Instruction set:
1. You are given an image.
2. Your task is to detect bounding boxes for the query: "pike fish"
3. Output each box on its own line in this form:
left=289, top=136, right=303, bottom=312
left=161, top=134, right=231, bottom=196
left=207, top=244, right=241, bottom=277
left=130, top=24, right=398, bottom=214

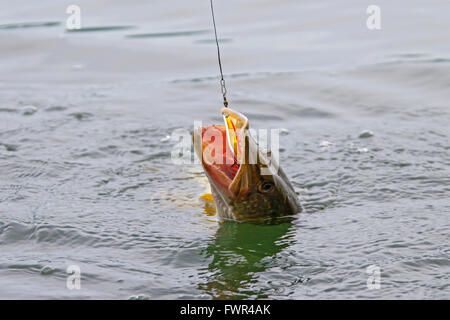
left=193, top=108, right=302, bottom=222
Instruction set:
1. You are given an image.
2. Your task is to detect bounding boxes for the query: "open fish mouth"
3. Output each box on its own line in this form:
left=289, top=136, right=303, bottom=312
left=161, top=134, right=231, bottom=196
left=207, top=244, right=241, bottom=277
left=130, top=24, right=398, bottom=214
left=193, top=108, right=253, bottom=201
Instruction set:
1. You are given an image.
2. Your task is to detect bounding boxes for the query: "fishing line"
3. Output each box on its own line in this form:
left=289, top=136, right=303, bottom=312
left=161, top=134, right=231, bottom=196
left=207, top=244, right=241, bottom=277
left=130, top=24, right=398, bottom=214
left=210, top=0, right=240, bottom=165
left=209, top=0, right=229, bottom=108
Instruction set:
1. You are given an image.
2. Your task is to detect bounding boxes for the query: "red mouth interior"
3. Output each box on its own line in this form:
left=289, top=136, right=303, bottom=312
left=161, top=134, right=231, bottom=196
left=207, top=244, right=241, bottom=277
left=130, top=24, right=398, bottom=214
left=201, top=126, right=240, bottom=191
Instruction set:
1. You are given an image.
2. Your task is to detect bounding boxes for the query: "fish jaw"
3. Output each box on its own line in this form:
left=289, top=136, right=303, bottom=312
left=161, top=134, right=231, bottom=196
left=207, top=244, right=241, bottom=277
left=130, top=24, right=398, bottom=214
left=193, top=125, right=236, bottom=219
left=193, top=125, right=238, bottom=198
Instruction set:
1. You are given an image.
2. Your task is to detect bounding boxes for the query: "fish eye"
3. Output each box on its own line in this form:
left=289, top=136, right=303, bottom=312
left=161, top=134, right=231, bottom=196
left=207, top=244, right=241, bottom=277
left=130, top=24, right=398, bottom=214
left=258, top=180, right=275, bottom=193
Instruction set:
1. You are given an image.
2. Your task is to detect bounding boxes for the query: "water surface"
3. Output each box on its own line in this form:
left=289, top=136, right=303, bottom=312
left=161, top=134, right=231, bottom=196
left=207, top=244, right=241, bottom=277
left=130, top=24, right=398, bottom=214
left=0, top=0, right=449, bottom=299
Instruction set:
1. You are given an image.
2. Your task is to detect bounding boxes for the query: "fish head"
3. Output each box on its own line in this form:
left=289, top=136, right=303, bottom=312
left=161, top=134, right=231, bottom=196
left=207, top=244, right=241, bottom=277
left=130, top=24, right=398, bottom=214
left=193, top=108, right=301, bottom=222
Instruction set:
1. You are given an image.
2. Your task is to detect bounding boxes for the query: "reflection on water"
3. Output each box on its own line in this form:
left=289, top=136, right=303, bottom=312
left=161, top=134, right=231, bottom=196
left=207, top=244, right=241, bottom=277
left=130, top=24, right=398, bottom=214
left=126, top=30, right=209, bottom=39
left=200, top=221, right=295, bottom=299
left=0, top=21, right=61, bottom=30
left=66, top=26, right=135, bottom=33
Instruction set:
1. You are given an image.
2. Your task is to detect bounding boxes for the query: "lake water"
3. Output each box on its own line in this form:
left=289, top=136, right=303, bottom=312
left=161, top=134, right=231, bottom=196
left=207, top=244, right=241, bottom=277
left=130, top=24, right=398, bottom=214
left=0, top=0, right=449, bottom=299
